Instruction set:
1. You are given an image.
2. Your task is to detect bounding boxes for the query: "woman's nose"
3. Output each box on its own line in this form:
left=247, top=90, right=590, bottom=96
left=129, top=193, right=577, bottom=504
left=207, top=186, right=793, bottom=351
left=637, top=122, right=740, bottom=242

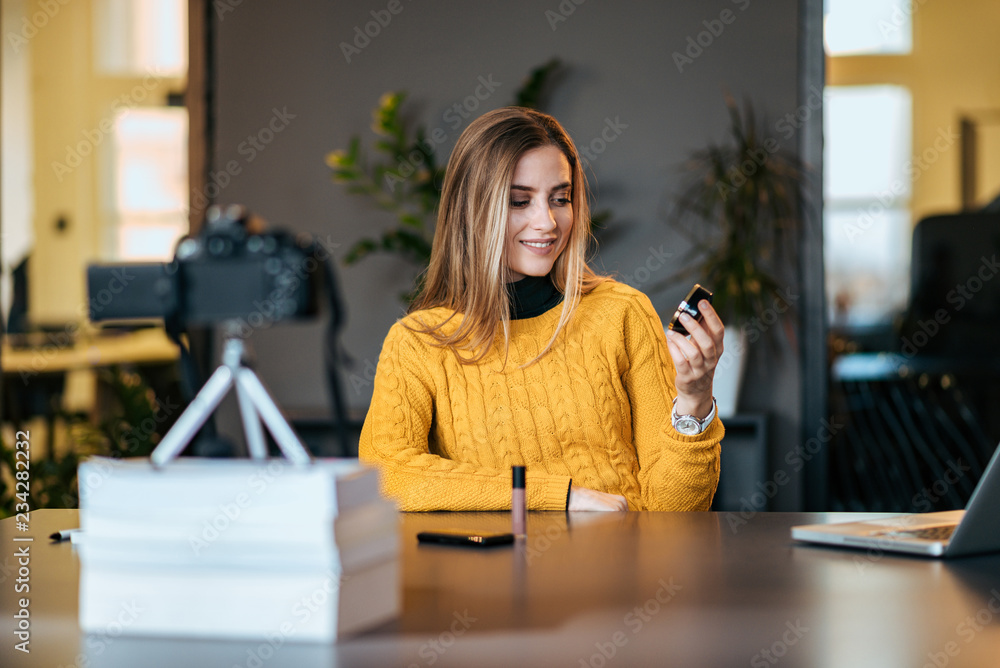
left=528, top=202, right=557, bottom=230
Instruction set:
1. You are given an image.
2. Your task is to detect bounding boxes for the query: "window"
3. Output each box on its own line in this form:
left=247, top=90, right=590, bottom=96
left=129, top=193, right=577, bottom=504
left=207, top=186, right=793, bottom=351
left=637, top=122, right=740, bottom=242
left=823, top=85, right=913, bottom=325
left=94, top=0, right=189, bottom=261
left=112, top=109, right=189, bottom=261
left=824, top=0, right=912, bottom=56
left=94, top=0, right=187, bottom=76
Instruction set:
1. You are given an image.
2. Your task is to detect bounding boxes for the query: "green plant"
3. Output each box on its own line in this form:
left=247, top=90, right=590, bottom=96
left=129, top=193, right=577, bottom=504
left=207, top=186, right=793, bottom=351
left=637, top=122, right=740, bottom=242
left=653, top=96, right=807, bottom=331
left=0, top=433, right=92, bottom=517
left=326, top=59, right=567, bottom=303
left=72, top=367, right=174, bottom=459
left=0, top=366, right=173, bottom=517
left=326, top=91, right=441, bottom=272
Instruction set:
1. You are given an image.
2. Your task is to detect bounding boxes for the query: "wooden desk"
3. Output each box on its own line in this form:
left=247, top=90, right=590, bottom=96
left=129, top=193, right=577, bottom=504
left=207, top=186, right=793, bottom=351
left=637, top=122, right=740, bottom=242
left=2, top=329, right=179, bottom=435
left=2, top=328, right=178, bottom=375
left=4, top=509, right=1000, bottom=667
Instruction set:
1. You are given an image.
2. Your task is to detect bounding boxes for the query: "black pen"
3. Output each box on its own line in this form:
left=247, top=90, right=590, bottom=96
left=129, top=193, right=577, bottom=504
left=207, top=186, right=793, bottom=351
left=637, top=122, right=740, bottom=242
left=49, top=529, right=81, bottom=542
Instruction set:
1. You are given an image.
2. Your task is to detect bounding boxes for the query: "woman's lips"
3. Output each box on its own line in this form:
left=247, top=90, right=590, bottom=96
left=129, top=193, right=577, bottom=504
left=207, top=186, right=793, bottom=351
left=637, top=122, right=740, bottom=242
left=520, top=239, right=556, bottom=254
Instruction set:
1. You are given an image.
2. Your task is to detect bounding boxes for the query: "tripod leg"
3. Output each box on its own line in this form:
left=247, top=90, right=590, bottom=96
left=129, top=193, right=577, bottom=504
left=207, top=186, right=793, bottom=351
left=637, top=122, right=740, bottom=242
left=236, top=375, right=268, bottom=460
left=151, top=366, right=235, bottom=467
left=236, top=368, right=312, bottom=466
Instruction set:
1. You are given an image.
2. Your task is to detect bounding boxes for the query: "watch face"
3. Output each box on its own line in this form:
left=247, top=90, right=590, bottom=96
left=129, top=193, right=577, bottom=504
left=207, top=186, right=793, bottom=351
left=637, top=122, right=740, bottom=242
left=675, top=417, right=702, bottom=435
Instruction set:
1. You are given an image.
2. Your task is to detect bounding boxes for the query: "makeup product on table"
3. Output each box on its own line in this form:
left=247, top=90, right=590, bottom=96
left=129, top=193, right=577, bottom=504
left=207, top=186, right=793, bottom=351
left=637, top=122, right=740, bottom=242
left=512, top=465, right=526, bottom=536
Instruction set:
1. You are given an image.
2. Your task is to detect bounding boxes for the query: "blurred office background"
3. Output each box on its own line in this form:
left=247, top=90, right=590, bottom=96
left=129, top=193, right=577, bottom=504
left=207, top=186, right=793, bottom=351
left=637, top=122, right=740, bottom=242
left=1, top=0, right=998, bottom=513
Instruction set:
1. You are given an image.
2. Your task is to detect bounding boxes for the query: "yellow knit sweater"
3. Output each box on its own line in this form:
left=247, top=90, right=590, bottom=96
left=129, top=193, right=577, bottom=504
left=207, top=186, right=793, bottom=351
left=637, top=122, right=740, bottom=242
left=359, top=281, right=722, bottom=511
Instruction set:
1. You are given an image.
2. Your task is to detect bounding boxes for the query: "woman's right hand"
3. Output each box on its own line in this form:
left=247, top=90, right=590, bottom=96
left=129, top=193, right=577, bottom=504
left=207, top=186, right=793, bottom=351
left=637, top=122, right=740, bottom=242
left=568, top=486, right=628, bottom=511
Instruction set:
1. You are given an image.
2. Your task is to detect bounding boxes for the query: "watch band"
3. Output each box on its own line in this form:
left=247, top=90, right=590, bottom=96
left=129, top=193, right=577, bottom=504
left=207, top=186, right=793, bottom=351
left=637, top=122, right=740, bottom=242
left=671, top=397, right=717, bottom=435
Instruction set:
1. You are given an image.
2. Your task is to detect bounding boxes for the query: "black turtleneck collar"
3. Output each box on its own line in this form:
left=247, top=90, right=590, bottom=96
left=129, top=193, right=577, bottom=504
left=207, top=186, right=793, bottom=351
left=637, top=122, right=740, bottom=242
left=507, top=275, right=563, bottom=320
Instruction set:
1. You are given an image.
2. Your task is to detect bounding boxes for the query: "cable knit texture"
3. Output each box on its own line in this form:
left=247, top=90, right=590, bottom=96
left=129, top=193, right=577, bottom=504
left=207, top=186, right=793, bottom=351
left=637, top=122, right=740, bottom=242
left=359, top=281, right=722, bottom=511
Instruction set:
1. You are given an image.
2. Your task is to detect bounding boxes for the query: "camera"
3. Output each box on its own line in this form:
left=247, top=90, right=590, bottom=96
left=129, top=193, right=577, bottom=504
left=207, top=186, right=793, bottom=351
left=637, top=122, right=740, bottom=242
left=87, top=205, right=321, bottom=328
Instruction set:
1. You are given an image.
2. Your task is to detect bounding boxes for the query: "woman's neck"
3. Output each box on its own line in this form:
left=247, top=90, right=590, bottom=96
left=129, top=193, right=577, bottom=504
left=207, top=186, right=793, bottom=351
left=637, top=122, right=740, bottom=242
left=507, top=274, right=563, bottom=320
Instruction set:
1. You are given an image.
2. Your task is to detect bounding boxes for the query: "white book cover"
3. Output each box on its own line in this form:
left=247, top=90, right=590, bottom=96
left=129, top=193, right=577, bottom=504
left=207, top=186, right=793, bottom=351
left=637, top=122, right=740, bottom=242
left=75, top=506, right=400, bottom=574
left=80, top=497, right=400, bottom=553
left=78, top=456, right=384, bottom=519
left=79, top=558, right=400, bottom=642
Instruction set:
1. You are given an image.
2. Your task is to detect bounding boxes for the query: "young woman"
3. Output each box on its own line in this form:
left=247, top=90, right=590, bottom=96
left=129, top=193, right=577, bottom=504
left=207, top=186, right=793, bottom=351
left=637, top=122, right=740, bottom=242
left=359, top=107, right=724, bottom=511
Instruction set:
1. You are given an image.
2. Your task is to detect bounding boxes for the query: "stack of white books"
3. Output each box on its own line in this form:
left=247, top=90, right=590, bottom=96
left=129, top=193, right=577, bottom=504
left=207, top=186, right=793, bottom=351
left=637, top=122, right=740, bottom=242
left=75, top=456, right=399, bottom=642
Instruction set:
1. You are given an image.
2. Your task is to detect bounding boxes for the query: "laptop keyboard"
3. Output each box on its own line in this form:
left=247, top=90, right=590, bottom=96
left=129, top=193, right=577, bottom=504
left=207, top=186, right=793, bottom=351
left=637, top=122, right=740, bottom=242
left=891, top=525, right=956, bottom=541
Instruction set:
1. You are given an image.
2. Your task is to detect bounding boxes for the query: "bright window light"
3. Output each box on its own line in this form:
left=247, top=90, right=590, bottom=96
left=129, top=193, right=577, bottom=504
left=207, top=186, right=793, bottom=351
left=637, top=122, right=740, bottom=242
left=824, top=208, right=912, bottom=324
left=112, top=108, right=188, bottom=261
left=119, top=223, right=187, bottom=261
left=94, top=0, right=187, bottom=76
left=824, top=85, right=913, bottom=326
left=824, top=86, right=912, bottom=200
left=824, top=0, right=912, bottom=56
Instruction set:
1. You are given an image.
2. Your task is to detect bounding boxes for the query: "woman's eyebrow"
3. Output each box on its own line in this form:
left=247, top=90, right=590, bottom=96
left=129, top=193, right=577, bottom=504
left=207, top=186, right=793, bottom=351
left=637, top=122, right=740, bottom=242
left=510, top=182, right=572, bottom=192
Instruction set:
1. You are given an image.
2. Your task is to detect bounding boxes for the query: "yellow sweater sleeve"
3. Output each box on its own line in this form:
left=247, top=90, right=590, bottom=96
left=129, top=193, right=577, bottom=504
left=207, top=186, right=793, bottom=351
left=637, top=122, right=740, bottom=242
left=623, top=292, right=722, bottom=511
left=358, top=322, right=572, bottom=511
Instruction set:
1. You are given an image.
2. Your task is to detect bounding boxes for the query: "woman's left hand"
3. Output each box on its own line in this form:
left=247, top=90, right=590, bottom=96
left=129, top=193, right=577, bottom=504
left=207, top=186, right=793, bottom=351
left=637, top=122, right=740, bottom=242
left=665, top=299, right=725, bottom=419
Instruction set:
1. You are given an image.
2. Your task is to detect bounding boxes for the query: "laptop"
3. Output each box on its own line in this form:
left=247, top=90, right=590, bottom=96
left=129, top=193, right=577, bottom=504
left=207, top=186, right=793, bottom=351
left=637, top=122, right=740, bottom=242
left=792, top=442, right=1000, bottom=558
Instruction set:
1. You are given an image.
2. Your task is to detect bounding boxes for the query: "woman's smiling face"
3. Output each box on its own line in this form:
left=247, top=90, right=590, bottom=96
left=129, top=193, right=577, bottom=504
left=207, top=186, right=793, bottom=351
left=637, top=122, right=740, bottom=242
left=505, top=145, right=574, bottom=282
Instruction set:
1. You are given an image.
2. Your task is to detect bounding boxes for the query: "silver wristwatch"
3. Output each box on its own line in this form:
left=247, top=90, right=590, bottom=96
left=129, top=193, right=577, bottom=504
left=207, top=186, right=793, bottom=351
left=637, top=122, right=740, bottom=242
left=671, top=397, right=717, bottom=436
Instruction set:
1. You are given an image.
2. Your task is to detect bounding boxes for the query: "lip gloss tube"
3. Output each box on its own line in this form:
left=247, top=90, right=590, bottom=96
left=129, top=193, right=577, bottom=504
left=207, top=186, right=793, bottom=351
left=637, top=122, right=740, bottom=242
left=512, top=466, right=526, bottom=536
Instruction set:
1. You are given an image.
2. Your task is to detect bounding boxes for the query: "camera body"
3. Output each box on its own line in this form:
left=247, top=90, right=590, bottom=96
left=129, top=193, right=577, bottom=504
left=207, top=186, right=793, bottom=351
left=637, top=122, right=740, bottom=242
left=88, top=206, right=321, bottom=327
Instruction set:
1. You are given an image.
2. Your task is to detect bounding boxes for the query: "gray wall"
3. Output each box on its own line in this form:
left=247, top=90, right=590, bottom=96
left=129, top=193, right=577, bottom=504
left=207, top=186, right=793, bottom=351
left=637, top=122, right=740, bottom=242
left=212, top=0, right=816, bottom=509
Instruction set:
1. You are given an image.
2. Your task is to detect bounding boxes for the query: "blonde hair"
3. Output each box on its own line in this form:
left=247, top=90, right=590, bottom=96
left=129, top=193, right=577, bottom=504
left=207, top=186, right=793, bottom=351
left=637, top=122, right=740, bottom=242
left=407, top=107, right=607, bottom=364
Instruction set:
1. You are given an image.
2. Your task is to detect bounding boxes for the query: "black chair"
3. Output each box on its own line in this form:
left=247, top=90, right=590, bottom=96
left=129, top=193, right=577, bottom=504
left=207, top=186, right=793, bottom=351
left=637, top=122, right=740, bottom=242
left=828, top=210, right=1000, bottom=512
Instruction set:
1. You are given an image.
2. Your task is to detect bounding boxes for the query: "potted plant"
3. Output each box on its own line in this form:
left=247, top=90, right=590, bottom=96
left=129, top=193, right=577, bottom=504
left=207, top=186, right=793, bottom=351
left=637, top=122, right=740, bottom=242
left=653, top=95, right=808, bottom=416
left=325, top=60, right=563, bottom=304
left=325, top=59, right=615, bottom=305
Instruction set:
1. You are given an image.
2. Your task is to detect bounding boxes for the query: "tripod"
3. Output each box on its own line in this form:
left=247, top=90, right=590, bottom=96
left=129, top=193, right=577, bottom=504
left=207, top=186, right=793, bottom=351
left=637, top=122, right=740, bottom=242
left=150, top=330, right=312, bottom=467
